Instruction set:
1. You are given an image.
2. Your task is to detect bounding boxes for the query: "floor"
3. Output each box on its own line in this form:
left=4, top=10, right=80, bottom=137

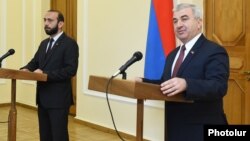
left=0, top=105, right=134, bottom=141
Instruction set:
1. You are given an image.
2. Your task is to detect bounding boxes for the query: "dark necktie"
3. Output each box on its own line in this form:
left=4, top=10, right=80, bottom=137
left=172, top=45, right=186, bottom=77
left=46, top=38, right=54, bottom=54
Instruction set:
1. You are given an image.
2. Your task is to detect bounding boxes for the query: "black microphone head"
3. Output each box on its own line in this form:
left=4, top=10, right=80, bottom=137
left=8, top=49, right=15, bottom=55
left=113, top=51, right=143, bottom=77
left=133, top=51, right=143, bottom=61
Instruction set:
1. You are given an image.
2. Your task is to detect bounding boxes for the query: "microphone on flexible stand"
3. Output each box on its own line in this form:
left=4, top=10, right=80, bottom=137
left=106, top=51, right=143, bottom=141
left=0, top=49, right=15, bottom=68
left=112, top=51, right=143, bottom=79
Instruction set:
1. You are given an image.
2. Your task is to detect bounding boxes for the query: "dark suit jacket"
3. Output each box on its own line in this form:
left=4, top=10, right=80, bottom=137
left=144, top=34, right=229, bottom=141
left=22, top=33, right=79, bottom=109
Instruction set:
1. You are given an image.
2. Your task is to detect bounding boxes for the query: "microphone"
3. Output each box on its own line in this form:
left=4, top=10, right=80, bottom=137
left=112, top=51, right=143, bottom=77
left=0, top=49, right=15, bottom=67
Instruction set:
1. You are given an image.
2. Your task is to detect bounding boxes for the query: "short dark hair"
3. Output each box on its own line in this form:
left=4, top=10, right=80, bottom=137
left=47, top=9, right=64, bottom=22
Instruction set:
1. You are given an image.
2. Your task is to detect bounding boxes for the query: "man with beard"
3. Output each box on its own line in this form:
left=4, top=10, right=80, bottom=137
left=20, top=10, right=79, bottom=141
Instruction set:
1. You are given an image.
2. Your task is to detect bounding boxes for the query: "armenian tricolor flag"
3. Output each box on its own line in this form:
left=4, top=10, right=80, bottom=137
left=144, top=0, right=176, bottom=79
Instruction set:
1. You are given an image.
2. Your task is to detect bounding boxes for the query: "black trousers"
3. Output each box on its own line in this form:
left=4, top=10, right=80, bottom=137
left=38, top=105, right=69, bottom=141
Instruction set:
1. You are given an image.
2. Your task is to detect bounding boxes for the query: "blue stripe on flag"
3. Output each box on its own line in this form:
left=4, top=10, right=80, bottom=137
left=144, top=3, right=166, bottom=79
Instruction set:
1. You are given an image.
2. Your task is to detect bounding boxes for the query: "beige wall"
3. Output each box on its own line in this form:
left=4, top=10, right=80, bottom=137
left=0, top=0, right=50, bottom=104
left=0, top=0, right=203, bottom=140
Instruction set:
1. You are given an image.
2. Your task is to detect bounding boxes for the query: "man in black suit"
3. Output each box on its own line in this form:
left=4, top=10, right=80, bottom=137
left=136, top=3, right=229, bottom=141
left=21, top=10, right=79, bottom=141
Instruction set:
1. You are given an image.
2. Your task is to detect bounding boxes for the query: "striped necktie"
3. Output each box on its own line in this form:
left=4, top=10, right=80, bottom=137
left=172, top=45, right=186, bottom=77
left=46, top=38, right=54, bottom=53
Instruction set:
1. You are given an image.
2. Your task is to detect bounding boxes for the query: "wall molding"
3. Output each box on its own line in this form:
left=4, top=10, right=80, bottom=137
left=0, top=0, right=7, bottom=84
left=21, top=0, right=36, bottom=85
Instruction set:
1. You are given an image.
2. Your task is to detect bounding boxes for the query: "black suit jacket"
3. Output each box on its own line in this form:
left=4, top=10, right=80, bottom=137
left=22, top=33, right=79, bottom=108
left=144, top=34, right=229, bottom=141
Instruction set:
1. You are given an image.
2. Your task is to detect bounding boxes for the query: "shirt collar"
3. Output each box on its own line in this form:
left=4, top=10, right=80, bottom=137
left=50, top=31, right=63, bottom=42
left=180, top=33, right=202, bottom=52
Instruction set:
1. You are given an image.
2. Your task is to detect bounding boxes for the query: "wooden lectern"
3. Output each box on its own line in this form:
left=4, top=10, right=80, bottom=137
left=0, top=68, right=47, bottom=141
left=88, top=75, right=191, bottom=141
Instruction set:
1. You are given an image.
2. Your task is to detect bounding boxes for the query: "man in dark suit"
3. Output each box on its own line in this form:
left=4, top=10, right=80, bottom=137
left=136, top=3, right=229, bottom=141
left=21, top=10, right=79, bottom=141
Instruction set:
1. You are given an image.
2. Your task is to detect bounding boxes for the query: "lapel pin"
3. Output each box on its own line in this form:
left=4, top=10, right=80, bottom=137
left=191, top=51, right=195, bottom=54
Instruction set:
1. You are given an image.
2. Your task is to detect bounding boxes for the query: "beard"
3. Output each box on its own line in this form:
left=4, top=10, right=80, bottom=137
left=44, top=25, right=59, bottom=35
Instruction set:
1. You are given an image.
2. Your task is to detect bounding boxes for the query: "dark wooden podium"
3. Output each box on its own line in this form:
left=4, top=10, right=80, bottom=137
left=0, top=68, right=47, bottom=141
left=88, top=75, right=191, bottom=141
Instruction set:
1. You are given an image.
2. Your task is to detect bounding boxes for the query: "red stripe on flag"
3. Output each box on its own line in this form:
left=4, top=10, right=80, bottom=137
left=153, top=0, right=176, bottom=55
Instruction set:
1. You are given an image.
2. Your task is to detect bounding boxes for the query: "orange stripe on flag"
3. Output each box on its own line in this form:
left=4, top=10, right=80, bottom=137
left=153, top=0, right=176, bottom=55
